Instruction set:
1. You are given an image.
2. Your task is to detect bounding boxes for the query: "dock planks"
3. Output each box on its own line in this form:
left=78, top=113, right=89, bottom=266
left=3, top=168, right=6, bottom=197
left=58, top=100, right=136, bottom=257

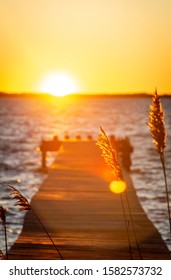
left=9, top=141, right=171, bottom=259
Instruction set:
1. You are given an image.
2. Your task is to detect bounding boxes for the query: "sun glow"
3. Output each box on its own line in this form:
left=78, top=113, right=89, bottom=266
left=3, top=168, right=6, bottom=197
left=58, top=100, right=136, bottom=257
left=39, top=73, right=78, bottom=96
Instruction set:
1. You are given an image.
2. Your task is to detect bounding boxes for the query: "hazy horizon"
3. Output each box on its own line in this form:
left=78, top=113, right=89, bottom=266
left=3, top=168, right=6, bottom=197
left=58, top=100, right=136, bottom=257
left=1, top=91, right=171, bottom=97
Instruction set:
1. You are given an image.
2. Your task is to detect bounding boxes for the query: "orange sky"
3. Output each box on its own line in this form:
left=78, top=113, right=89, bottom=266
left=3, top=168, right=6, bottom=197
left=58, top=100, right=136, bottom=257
left=0, top=0, right=171, bottom=94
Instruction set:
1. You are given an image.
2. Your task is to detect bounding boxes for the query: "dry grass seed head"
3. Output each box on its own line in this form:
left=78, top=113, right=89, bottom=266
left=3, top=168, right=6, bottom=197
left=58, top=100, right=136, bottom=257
left=5, top=183, right=31, bottom=212
left=148, top=89, right=166, bottom=154
left=96, top=127, right=123, bottom=181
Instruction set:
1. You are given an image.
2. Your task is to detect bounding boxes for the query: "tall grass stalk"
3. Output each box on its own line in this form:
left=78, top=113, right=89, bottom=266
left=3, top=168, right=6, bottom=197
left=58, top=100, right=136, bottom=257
left=124, top=191, right=142, bottom=259
left=31, top=207, right=63, bottom=260
left=0, top=206, right=8, bottom=259
left=97, top=127, right=143, bottom=258
left=148, top=89, right=171, bottom=233
left=96, top=127, right=133, bottom=258
left=4, top=183, right=63, bottom=260
left=120, top=194, right=133, bottom=259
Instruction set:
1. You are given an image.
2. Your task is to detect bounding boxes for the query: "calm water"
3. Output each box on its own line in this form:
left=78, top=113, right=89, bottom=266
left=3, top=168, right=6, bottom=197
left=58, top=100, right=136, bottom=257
left=0, top=95, right=171, bottom=252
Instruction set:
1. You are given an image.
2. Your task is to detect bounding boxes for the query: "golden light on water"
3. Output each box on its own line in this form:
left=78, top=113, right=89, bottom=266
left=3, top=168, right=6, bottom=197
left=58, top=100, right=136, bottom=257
left=109, top=180, right=126, bottom=194
left=39, top=72, right=78, bottom=96
left=17, top=178, right=22, bottom=183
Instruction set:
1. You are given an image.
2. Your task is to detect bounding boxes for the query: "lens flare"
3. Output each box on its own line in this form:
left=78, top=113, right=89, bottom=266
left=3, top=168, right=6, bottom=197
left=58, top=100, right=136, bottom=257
left=109, top=180, right=126, bottom=194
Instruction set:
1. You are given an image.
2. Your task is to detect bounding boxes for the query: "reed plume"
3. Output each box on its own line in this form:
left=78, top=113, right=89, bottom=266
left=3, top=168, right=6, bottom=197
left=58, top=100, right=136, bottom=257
left=0, top=206, right=8, bottom=259
left=4, top=182, right=63, bottom=259
left=6, top=184, right=31, bottom=211
left=148, top=89, right=166, bottom=154
left=148, top=89, right=171, bottom=233
left=96, top=127, right=123, bottom=181
left=96, top=127, right=134, bottom=258
left=97, top=128, right=143, bottom=259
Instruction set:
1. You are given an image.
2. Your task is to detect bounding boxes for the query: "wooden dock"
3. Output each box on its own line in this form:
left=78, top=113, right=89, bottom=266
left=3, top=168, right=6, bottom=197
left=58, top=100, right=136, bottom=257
left=9, top=141, right=171, bottom=259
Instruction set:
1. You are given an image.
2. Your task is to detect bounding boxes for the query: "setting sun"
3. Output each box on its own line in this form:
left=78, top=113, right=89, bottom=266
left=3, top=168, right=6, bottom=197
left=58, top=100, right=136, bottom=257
left=39, top=73, right=78, bottom=96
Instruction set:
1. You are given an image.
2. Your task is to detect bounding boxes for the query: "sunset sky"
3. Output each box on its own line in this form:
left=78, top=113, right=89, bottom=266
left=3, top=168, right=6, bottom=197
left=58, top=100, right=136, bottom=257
left=0, top=0, right=171, bottom=94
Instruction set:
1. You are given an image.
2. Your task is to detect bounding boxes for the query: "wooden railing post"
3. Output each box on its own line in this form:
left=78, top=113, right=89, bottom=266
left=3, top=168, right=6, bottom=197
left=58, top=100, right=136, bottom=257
left=41, top=150, right=46, bottom=169
left=40, top=136, right=62, bottom=170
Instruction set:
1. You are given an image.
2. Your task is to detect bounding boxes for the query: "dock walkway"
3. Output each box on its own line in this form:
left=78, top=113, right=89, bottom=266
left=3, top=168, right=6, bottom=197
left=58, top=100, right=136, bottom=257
left=9, top=141, right=171, bottom=259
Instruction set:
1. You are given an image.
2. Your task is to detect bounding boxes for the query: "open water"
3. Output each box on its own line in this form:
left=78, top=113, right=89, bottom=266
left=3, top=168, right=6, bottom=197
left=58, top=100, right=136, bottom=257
left=0, top=95, right=171, bottom=253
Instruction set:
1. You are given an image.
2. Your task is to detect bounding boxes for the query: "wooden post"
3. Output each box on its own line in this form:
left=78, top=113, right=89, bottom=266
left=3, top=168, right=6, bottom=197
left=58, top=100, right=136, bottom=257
left=41, top=150, right=46, bottom=169
left=40, top=136, right=62, bottom=170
